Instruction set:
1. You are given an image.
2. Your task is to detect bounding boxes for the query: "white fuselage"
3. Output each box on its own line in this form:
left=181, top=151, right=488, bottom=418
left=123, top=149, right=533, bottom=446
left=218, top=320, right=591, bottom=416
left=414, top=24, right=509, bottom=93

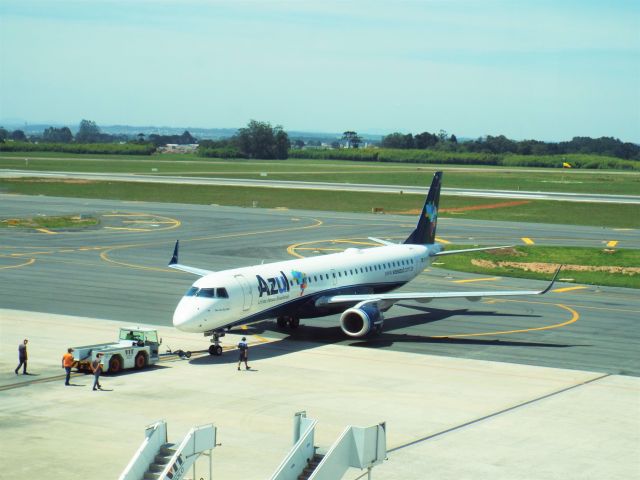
left=173, top=243, right=439, bottom=333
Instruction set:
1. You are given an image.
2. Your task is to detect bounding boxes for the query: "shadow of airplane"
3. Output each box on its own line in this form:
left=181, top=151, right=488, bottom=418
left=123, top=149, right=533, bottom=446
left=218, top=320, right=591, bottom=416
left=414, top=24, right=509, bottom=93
left=188, top=306, right=586, bottom=366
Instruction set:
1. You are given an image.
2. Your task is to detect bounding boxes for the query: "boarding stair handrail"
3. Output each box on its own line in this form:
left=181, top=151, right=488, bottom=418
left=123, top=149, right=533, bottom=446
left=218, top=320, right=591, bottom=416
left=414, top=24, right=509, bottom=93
left=119, top=420, right=168, bottom=480
left=307, top=422, right=386, bottom=480
left=269, top=411, right=318, bottom=480
left=156, top=424, right=217, bottom=480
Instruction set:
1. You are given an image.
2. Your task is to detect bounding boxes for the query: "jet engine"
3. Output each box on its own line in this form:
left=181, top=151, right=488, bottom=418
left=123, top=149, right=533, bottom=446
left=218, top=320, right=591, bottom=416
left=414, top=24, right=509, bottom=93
left=339, top=302, right=384, bottom=337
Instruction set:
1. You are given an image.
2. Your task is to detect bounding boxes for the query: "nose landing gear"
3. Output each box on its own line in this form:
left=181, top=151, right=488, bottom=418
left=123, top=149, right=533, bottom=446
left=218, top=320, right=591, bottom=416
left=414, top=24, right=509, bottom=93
left=206, top=330, right=225, bottom=356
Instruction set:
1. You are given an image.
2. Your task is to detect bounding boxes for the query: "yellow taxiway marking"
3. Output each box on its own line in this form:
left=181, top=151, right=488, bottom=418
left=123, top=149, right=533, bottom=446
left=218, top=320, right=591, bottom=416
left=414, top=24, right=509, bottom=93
left=104, top=226, right=153, bottom=232
left=553, top=285, right=588, bottom=293
left=452, top=277, right=501, bottom=284
left=0, top=258, right=36, bottom=269
left=36, top=228, right=57, bottom=234
left=435, top=237, right=450, bottom=244
left=331, top=239, right=379, bottom=247
left=101, top=217, right=323, bottom=272
left=521, top=237, right=535, bottom=245
left=606, top=240, right=618, bottom=247
left=430, top=303, right=579, bottom=338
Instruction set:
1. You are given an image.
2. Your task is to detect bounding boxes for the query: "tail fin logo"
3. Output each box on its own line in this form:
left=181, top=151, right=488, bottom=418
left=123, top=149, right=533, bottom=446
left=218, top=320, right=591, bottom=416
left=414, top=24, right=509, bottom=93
left=425, top=203, right=438, bottom=237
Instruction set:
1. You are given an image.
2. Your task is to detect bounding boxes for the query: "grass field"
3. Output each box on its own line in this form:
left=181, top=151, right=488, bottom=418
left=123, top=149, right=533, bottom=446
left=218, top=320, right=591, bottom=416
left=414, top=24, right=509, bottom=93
left=1, top=178, right=638, bottom=229
left=0, top=214, right=98, bottom=229
left=437, top=245, right=640, bottom=289
left=2, top=153, right=640, bottom=195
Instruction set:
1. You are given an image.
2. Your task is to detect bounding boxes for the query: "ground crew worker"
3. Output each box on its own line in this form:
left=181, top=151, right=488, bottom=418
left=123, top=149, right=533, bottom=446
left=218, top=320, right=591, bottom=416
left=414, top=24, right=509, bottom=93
left=91, top=353, right=104, bottom=391
left=62, top=348, right=75, bottom=386
left=15, top=338, right=28, bottom=375
left=237, top=337, right=250, bottom=371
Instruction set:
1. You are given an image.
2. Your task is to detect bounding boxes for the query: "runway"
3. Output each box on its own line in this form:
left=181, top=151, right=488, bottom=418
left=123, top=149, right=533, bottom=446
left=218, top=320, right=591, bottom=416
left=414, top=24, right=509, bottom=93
left=2, top=193, right=638, bottom=376
left=2, top=169, right=640, bottom=203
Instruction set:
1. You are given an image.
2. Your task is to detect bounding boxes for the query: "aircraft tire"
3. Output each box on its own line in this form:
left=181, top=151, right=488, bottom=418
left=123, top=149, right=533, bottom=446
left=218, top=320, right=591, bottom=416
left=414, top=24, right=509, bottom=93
left=209, top=345, right=223, bottom=356
left=289, top=317, right=300, bottom=329
left=276, top=317, right=287, bottom=328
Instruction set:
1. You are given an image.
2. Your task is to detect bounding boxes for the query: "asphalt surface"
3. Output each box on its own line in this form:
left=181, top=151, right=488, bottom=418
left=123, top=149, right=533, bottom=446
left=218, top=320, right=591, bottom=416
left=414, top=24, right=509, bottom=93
left=2, top=193, right=639, bottom=480
left=2, top=169, right=640, bottom=203
left=2, top=193, right=638, bottom=376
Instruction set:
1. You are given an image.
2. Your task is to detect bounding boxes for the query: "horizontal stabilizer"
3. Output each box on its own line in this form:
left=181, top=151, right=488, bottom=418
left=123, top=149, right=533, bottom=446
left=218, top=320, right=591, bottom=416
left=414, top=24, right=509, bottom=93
left=168, top=240, right=214, bottom=277
left=368, top=237, right=396, bottom=246
left=434, top=245, right=513, bottom=256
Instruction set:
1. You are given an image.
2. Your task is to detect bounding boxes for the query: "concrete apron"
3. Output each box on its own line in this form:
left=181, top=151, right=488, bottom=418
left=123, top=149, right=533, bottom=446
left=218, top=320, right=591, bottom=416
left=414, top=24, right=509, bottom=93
left=1, top=308, right=638, bottom=480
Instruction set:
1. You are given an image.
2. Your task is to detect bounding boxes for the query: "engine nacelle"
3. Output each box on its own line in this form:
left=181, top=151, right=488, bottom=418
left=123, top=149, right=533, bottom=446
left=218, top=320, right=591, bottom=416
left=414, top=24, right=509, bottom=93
left=340, top=303, right=384, bottom=337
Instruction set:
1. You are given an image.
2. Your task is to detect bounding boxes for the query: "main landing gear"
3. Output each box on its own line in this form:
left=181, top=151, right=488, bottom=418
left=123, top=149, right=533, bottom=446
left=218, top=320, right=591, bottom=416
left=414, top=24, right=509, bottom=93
left=206, top=330, right=224, bottom=356
left=276, top=316, right=300, bottom=329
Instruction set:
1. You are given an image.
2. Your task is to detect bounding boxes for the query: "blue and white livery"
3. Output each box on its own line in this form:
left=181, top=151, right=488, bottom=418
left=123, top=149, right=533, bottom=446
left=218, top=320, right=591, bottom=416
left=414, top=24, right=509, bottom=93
left=169, top=172, right=560, bottom=355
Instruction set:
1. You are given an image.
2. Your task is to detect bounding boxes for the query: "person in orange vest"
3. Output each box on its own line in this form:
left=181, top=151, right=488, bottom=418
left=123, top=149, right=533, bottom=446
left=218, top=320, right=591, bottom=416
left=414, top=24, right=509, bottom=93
left=61, top=348, right=75, bottom=386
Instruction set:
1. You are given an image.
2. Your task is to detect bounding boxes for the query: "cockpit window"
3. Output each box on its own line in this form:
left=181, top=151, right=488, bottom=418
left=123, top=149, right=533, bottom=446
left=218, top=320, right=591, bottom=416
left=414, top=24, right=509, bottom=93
left=185, top=287, right=199, bottom=297
left=197, top=288, right=215, bottom=298
left=217, top=288, right=229, bottom=298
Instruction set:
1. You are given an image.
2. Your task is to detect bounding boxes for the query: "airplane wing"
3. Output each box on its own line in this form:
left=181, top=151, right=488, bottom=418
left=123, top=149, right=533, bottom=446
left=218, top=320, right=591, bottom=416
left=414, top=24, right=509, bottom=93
left=168, top=240, right=214, bottom=277
left=316, top=266, right=562, bottom=307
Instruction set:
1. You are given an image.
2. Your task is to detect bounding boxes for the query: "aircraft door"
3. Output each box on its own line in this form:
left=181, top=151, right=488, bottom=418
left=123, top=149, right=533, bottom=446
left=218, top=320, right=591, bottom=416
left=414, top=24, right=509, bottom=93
left=234, top=274, right=253, bottom=311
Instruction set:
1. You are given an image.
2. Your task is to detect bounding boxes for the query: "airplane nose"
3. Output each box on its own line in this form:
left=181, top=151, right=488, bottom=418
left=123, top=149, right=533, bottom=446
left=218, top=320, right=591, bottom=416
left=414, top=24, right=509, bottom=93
left=172, top=298, right=202, bottom=332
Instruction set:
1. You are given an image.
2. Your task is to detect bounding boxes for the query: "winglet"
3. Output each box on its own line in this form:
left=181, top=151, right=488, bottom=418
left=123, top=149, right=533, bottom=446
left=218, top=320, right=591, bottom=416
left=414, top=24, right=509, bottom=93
left=539, top=265, right=563, bottom=294
left=170, top=240, right=179, bottom=266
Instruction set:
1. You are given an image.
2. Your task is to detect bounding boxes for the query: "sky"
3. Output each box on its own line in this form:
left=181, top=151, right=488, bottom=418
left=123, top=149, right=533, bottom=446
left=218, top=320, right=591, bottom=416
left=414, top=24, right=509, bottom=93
left=1, top=0, right=639, bottom=141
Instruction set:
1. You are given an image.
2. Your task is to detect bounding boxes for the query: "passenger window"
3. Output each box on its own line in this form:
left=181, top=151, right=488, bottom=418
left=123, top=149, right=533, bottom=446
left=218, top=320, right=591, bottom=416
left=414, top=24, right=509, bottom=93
left=217, top=288, right=228, bottom=298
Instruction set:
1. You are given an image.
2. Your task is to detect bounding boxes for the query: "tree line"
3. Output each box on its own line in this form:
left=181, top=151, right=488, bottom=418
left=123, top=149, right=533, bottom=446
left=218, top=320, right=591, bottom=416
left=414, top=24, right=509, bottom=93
left=198, top=120, right=290, bottom=159
left=380, top=130, right=639, bottom=161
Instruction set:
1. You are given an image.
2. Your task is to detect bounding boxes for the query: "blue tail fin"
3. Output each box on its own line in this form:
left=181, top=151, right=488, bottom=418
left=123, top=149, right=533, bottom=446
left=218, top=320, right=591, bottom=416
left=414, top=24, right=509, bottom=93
left=404, top=171, right=442, bottom=245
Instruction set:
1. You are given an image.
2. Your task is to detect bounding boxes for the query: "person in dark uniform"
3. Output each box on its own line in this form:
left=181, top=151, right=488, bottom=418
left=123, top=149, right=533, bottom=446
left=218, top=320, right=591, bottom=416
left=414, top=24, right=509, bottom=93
left=237, top=337, right=250, bottom=371
left=91, top=353, right=104, bottom=391
left=15, top=339, right=28, bottom=375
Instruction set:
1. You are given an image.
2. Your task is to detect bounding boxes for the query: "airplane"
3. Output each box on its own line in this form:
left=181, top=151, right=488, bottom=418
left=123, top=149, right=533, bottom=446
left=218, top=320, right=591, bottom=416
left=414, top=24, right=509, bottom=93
left=169, top=171, right=561, bottom=355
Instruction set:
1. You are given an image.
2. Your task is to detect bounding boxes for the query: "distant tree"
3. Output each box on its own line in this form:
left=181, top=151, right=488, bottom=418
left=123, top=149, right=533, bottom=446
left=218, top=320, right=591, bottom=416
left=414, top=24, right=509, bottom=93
left=235, top=120, right=290, bottom=159
left=342, top=131, right=362, bottom=148
left=75, top=119, right=101, bottom=143
left=179, top=130, right=196, bottom=144
left=330, top=141, right=340, bottom=149
left=414, top=131, right=439, bottom=149
left=43, top=126, right=73, bottom=143
left=293, top=139, right=305, bottom=149
left=381, top=132, right=416, bottom=149
left=0, top=127, right=8, bottom=141
left=137, top=133, right=145, bottom=143
left=274, top=129, right=291, bottom=159
left=437, top=129, right=448, bottom=142
left=449, top=134, right=457, bottom=144
left=10, top=130, right=27, bottom=142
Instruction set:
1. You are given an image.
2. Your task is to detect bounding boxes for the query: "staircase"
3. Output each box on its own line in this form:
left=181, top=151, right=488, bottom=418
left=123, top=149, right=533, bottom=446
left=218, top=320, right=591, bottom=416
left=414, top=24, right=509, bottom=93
left=297, top=453, right=324, bottom=480
left=269, top=412, right=386, bottom=480
left=142, top=443, right=176, bottom=480
left=119, top=421, right=217, bottom=480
